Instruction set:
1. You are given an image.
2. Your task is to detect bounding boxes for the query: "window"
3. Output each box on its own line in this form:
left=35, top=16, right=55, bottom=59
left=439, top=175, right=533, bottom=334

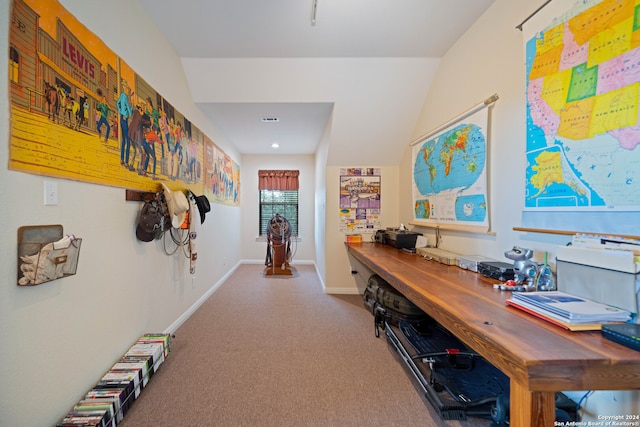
left=259, top=190, right=299, bottom=236
left=9, top=46, right=19, bottom=84
left=258, top=170, right=300, bottom=237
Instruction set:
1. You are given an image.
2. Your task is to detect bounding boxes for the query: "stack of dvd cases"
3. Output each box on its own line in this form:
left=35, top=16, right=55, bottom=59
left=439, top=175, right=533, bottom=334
left=56, top=333, right=171, bottom=427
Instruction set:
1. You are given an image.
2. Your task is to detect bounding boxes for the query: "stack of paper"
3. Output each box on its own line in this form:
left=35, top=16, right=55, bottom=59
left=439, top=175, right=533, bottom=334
left=507, top=291, right=632, bottom=331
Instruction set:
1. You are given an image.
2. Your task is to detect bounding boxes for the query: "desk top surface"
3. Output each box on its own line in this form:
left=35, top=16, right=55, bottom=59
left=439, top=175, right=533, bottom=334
left=346, top=242, right=640, bottom=392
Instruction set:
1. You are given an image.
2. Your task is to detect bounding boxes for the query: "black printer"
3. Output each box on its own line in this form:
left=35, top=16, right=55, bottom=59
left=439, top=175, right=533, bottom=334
left=383, top=229, right=422, bottom=250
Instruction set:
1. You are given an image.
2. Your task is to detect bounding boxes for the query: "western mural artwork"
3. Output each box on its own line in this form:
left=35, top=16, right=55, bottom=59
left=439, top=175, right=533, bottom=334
left=8, top=0, right=240, bottom=206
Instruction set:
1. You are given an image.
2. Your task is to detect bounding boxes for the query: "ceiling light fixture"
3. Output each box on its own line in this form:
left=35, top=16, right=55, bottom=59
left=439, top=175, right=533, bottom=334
left=272, top=143, right=280, bottom=149
left=311, top=0, right=318, bottom=26
left=261, top=117, right=279, bottom=122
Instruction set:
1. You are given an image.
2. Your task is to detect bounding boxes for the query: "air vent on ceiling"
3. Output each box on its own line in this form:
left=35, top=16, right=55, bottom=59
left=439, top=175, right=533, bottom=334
left=261, top=117, right=279, bottom=122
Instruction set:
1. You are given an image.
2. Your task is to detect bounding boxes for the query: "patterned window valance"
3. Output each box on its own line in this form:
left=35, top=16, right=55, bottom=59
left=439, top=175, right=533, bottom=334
left=258, top=170, right=300, bottom=191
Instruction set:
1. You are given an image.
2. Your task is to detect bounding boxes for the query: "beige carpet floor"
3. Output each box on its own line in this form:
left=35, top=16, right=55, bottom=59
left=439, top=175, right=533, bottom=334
left=119, top=264, right=492, bottom=426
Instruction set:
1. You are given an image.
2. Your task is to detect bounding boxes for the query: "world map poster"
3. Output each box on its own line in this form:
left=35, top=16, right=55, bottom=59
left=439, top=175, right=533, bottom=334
left=411, top=107, right=489, bottom=231
left=525, top=0, right=640, bottom=211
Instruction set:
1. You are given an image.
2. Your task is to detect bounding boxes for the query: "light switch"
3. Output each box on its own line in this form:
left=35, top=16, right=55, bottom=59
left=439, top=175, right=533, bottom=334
left=44, top=181, right=58, bottom=205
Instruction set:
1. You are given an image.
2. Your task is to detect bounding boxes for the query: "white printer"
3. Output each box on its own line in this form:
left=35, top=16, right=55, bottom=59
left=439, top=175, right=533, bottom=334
left=556, top=244, right=639, bottom=317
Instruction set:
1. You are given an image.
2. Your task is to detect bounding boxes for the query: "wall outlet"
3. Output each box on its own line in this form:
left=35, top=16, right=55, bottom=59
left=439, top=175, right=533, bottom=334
left=223, top=257, right=227, bottom=266
left=44, top=181, right=58, bottom=205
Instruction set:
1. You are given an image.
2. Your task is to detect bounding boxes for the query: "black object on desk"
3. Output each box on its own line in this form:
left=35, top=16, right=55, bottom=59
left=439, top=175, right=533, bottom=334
left=384, top=230, right=422, bottom=250
left=477, top=261, right=515, bottom=282
left=602, top=323, right=640, bottom=351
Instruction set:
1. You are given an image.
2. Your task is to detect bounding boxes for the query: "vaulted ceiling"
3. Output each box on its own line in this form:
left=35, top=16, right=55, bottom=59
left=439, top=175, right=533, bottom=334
left=139, top=0, right=495, bottom=164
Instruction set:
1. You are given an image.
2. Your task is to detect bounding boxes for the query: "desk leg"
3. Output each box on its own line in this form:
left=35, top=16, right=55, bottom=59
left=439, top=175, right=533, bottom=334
left=510, top=380, right=555, bottom=427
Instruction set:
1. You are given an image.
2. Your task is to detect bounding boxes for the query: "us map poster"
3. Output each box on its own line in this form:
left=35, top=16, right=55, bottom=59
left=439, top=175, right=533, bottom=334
left=339, top=168, right=381, bottom=234
left=524, top=0, right=640, bottom=212
left=411, top=107, right=489, bottom=231
left=8, top=0, right=240, bottom=206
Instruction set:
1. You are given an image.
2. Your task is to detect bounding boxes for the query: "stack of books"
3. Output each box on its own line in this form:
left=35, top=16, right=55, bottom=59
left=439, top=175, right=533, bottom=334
left=345, top=234, right=363, bottom=243
left=506, top=291, right=632, bottom=331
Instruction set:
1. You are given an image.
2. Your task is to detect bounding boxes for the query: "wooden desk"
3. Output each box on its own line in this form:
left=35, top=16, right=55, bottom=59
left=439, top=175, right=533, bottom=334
left=346, top=242, right=640, bottom=427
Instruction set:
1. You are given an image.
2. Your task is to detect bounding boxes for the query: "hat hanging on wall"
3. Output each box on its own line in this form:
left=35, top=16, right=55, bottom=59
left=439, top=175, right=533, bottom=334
left=191, top=192, right=211, bottom=224
left=162, top=183, right=189, bottom=228
left=136, top=200, right=163, bottom=242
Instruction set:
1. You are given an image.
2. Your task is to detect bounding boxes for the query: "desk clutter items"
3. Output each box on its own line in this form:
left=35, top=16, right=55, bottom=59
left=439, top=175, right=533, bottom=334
left=378, top=226, right=423, bottom=250
left=476, top=261, right=515, bottom=282
left=344, top=234, right=363, bottom=243
left=17, top=225, right=82, bottom=286
left=504, top=246, right=538, bottom=290
left=601, top=323, right=640, bottom=351
left=56, top=333, right=171, bottom=427
left=506, top=291, right=632, bottom=331
left=416, top=247, right=460, bottom=266
left=556, top=233, right=640, bottom=317
left=455, top=255, right=498, bottom=272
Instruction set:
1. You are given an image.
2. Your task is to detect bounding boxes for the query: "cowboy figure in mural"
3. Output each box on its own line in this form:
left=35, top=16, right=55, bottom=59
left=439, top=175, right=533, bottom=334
left=44, top=81, right=59, bottom=123
left=95, top=95, right=111, bottom=143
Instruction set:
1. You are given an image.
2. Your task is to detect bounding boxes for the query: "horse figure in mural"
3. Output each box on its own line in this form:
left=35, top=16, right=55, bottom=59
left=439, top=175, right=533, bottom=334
left=44, top=81, right=60, bottom=123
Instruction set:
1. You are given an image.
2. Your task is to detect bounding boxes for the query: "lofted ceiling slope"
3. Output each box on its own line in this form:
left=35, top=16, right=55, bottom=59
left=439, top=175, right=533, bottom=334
left=138, top=0, right=495, bottom=164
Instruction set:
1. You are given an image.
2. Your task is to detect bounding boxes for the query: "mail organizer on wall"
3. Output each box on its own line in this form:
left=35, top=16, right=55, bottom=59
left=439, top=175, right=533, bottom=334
left=17, top=225, right=82, bottom=286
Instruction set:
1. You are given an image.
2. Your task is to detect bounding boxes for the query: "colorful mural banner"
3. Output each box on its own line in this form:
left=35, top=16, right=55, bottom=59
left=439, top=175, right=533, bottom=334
left=8, top=0, right=240, bottom=206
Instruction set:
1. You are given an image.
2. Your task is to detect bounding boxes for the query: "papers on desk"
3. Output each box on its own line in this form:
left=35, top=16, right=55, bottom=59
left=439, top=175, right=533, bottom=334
left=506, top=291, right=632, bottom=331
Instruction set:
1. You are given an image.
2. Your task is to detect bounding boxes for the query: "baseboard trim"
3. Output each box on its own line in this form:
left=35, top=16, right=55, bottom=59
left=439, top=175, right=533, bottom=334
left=240, top=259, right=315, bottom=265
left=164, top=262, right=240, bottom=335
left=324, top=287, right=361, bottom=295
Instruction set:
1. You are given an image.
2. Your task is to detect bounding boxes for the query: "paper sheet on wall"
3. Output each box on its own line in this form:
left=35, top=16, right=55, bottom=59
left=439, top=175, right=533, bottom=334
left=339, top=168, right=381, bottom=234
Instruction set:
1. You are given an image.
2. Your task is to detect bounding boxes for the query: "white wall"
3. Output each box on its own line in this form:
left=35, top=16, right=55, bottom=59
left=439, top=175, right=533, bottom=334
left=399, top=0, right=571, bottom=263
left=397, top=0, right=639, bottom=419
left=324, top=165, right=400, bottom=294
left=240, top=154, right=316, bottom=263
left=0, top=1, right=242, bottom=425
left=181, top=56, right=439, bottom=167
left=314, top=114, right=331, bottom=288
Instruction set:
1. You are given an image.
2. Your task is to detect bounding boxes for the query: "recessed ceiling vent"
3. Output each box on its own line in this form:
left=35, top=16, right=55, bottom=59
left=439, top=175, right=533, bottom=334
left=261, top=117, right=279, bottom=123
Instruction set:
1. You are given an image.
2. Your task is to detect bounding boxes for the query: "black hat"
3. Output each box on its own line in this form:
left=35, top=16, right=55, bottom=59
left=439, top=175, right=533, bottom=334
left=193, top=194, right=211, bottom=224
